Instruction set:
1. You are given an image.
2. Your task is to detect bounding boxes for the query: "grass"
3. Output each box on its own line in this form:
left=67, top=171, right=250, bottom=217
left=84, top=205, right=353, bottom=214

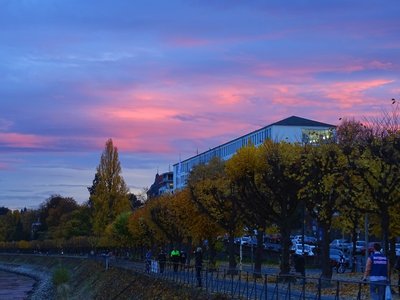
left=52, top=266, right=70, bottom=286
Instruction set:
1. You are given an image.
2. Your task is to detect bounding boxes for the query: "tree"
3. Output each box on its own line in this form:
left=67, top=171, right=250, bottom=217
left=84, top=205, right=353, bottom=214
left=336, top=118, right=372, bottom=268
left=38, top=195, right=79, bottom=239
left=227, top=141, right=303, bottom=275
left=57, top=205, right=92, bottom=239
left=149, top=193, right=188, bottom=246
left=128, top=204, right=159, bottom=249
left=337, top=106, right=400, bottom=264
left=129, top=193, right=143, bottom=210
left=298, top=143, right=343, bottom=280
left=90, top=139, right=131, bottom=235
left=106, top=211, right=133, bottom=247
left=359, top=106, right=400, bottom=261
left=188, top=157, right=243, bottom=274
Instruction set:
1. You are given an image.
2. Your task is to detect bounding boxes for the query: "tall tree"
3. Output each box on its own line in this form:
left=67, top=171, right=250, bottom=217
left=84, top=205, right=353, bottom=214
left=91, top=139, right=130, bottom=235
left=188, top=157, right=243, bottom=274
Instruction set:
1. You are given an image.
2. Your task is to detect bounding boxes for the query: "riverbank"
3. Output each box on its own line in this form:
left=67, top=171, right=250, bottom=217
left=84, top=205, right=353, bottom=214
left=0, top=270, right=36, bottom=299
left=0, top=254, right=225, bottom=299
left=0, top=258, right=53, bottom=300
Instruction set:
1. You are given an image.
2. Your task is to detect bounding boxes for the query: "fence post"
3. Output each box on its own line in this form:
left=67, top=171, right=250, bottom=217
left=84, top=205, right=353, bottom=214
left=318, top=277, right=321, bottom=300
left=205, top=268, right=208, bottom=292
left=276, top=274, right=279, bottom=300
left=264, top=274, right=268, bottom=300
left=238, top=269, right=241, bottom=298
left=231, top=272, right=234, bottom=298
left=336, top=280, right=339, bottom=299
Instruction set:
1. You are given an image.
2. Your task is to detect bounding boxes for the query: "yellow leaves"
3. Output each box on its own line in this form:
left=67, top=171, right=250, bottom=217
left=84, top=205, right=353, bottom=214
left=226, top=144, right=258, bottom=180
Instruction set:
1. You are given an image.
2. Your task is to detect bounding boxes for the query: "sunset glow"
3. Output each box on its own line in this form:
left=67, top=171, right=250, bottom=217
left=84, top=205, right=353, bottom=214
left=0, top=0, right=399, bottom=209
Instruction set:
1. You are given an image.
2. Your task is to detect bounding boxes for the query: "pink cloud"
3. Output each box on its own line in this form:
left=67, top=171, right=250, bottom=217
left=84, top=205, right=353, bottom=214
left=324, top=79, right=394, bottom=108
left=103, top=107, right=180, bottom=121
left=0, top=133, right=54, bottom=149
left=253, top=59, right=394, bottom=80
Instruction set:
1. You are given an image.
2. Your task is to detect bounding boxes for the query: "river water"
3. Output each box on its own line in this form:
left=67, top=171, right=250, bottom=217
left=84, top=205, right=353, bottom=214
left=0, top=270, right=36, bottom=299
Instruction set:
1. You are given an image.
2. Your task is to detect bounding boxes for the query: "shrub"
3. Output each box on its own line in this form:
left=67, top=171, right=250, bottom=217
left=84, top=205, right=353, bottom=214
left=52, top=266, right=70, bottom=286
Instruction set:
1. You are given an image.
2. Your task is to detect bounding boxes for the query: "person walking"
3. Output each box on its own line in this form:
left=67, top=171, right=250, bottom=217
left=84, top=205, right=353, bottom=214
left=194, top=247, right=203, bottom=287
left=170, top=247, right=180, bottom=272
left=145, top=249, right=152, bottom=273
left=180, top=250, right=187, bottom=270
left=395, top=255, right=400, bottom=295
left=158, top=249, right=167, bottom=274
left=362, top=243, right=390, bottom=300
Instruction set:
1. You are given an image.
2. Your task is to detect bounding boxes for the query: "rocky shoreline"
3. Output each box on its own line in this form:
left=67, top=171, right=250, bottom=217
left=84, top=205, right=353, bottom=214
left=0, top=263, right=54, bottom=300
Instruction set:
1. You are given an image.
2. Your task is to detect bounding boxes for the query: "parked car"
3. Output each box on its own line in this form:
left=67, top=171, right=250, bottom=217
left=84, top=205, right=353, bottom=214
left=234, top=236, right=256, bottom=246
left=347, top=240, right=366, bottom=254
left=330, top=239, right=351, bottom=251
left=263, top=242, right=282, bottom=252
left=330, top=248, right=350, bottom=267
left=304, top=236, right=318, bottom=245
left=292, top=243, right=315, bottom=256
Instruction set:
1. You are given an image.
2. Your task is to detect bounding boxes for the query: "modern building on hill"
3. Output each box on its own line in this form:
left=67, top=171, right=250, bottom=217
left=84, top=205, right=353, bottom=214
left=173, top=115, right=336, bottom=190
left=147, top=171, right=174, bottom=199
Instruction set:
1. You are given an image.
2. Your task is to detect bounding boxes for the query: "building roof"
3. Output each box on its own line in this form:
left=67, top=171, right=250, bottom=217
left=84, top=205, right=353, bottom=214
left=271, top=116, right=335, bottom=127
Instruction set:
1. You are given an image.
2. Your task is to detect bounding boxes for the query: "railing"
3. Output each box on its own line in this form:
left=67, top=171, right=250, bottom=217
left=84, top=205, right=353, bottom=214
left=1, top=252, right=396, bottom=300
left=103, top=257, right=394, bottom=300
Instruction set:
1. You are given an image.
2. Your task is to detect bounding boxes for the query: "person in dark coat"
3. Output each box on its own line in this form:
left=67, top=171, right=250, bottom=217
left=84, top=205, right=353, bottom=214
left=158, top=249, right=167, bottom=274
left=395, top=256, right=400, bottom=295
left=194, top=247, right=203, bottom=287
left=180, top=250, right=187, bottom=270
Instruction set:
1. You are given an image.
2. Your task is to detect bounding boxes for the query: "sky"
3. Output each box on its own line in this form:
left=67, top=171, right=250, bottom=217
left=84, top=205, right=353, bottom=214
left=1, top=0, right=399, bottom=210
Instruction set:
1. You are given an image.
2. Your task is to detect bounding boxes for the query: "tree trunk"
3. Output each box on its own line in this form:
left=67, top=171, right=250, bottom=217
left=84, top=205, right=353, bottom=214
left=320, top=225, right=332, bottom=281
left=227, top=234, right=237, bottom=274
left=279, top=223, right=291, bottom=275
left=381, top=208, right=390, bottom=255
left=253, top=229, right=263, bottom=277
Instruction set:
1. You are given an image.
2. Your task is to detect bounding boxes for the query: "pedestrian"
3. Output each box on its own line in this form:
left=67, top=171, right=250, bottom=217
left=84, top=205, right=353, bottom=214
left=158, top=249, right=166, bottom=274
left=145, top=249, right=152, bottom=273
left=170, top=247, right=180, bottom=272
left=362, top=243, right=390, bottom=300
left=395, top=256, right=400, bottom=295
left=180, top=250, right=187, bottom=270
left=194, top=247, right=203, bottom=287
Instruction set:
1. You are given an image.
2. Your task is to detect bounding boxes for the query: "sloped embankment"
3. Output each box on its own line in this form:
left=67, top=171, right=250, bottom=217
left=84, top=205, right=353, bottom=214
left=0, top=254, right=223, bottom=300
